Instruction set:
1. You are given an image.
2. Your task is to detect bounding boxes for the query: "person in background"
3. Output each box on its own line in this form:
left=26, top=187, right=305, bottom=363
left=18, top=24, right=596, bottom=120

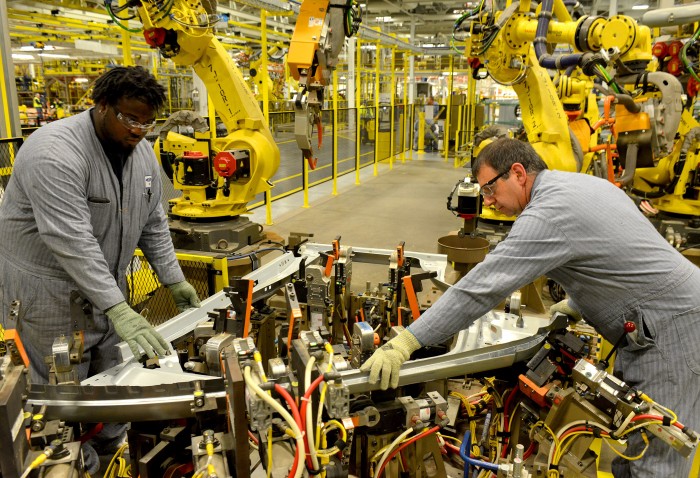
left=33, top=92, right=44, bottom=125
left=0, top=66, right=201, bottom=474
left=413, top=96, right=439, bottom=151
left=361, top=138, right=700, bottom=477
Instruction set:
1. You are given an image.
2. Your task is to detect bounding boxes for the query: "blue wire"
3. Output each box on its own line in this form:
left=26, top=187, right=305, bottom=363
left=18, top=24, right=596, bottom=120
left=459, top=430, right=500, bottom=477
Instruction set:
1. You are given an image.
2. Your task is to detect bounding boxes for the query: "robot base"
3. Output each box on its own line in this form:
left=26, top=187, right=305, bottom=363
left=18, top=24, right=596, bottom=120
left=169, top=216, right=263, bottom=254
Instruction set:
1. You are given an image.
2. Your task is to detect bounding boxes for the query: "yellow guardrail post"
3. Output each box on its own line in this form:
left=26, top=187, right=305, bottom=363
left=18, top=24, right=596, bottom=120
left=454, top=103, right=463, bottom=168
left=417, top=110, right=425, bottom=154
left=332, top=68, right=339, bottom=195
left=261, top=10, right=275, bottom=224
left=389, top=42, right=396, bottom=169
left=401, top=50, right=409, bottom=162
left=373, top=32, right=380, bottom=177
left=303, top=144, right=310, bottom=208
left=444, top=55, right=454, bottom=162
left=355, top=37, right=362, bottom=185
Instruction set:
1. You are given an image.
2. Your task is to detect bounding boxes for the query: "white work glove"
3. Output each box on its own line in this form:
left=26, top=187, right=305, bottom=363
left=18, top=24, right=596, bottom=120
left=360, top=329, right=422, bottom=390
left=549, top=299, right=583, bottom=322
left=106, top=301, right=169, bottom=359
left=167, top=280, right=201, bottom=313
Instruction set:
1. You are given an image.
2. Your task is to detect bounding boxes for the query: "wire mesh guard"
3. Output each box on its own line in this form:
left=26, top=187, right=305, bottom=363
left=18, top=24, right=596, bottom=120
left=0, top=138, right=23, bottom=204
left=127, top=255, right=212, bottom=326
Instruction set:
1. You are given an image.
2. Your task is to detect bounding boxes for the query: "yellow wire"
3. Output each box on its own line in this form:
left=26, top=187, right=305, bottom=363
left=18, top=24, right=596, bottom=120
left=370, top=431, right=425, bottom=464
left=267, top=427, right=273, bottom=478
left=322, top=420, right=348, bottom=442
left=604, top=430, right=650, bottom=461
left=102, top=443, right=129, bottom=478
left=315, top=349, right=336, bottom=449
left=620, top=420, right=663, bottom=436
left=436, top=433, right=462, bottom=445
left=640, top=393, right=678, bottom=425
left=553, top=431, right=589, bottom=464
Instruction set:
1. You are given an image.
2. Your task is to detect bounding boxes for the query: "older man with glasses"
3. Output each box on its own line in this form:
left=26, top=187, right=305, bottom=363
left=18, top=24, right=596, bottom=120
left=362, top=138, right=700, bottom=477
left=0, top=66, right=200, bottom=474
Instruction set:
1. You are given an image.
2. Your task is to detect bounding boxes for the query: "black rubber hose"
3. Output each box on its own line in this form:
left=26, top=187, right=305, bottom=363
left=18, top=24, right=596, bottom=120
left=534, top=0, right=583, bottom=70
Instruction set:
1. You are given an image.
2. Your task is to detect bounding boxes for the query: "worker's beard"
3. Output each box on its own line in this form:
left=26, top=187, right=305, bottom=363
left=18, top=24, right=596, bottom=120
left=94, top=111, right=138, bottom=157
left=103, top=136, right=137, bottom=158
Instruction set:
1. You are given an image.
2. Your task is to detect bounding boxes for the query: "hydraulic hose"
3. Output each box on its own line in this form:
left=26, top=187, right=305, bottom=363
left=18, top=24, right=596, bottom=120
left=534, top=0, right=583, bottom=70
left=616, top=142, right=638, bottom=187
left=614, top=94, right=641, bottom=113
left=459, top=430, right=500, bottom=476
left=275, top=384, right=304, bottom=478
left=563, top=0, right=586, bottom=19
left=243, top=367, right=306, bottom=478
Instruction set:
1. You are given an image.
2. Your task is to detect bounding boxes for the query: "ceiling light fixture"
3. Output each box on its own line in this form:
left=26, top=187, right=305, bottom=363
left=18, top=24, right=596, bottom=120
left=20, top=44, right=56, bottom=51
left=632, top=3, right=649, bottom=9
left=38, top=53, right=72, bottom=59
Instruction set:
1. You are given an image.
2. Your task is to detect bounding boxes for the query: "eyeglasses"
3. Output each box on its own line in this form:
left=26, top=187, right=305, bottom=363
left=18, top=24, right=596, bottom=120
left=113, top=106, right=157, bottom=132
left=480, top=170, right=509, bottom=197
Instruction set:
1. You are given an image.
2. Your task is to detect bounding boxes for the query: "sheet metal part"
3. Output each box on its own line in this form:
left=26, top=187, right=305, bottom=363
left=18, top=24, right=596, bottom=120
left=339, top=315, right=566, bottom=394
left=27, top=378, right=227, bottom=422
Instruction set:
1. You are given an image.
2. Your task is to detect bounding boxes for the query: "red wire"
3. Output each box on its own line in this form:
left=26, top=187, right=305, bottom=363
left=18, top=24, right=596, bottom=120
left=376, top=426, right=440, bottom=478
left=248, top=430, right=259, bottom=445
left=445, top=442, right=461, bottom=454
left=500, top=387, right=520, bottom=458
left=523, top=442, right=536, bottom=459
left=299, top=374, right=326, bottom=470
left=275, top=384, right=304, bottom=478
left=79, top=422, right=104, bottom=443
left=399, top=450, right=409, bottom=472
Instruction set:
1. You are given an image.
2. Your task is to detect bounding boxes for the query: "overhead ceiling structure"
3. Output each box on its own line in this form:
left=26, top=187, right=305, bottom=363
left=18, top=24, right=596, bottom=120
left=361, top=0, right=659, bottom=42
left=5, top=0, right=662, bottom=65
left=6, top=0, right=296, bottom=64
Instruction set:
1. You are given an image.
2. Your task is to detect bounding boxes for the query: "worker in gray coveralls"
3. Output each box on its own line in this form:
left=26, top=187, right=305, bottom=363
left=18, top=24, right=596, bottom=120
left=0, top=66, right=201, bottom=474
left=362, top=138, right=700, bottom=478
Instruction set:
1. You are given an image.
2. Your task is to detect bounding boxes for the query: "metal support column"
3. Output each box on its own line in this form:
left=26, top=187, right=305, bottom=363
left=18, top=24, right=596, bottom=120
left=444, top=55, right=454, bottom=162
left=355, top=37, right=362, bottom=185
left=0, top=0, right=21, bottom=138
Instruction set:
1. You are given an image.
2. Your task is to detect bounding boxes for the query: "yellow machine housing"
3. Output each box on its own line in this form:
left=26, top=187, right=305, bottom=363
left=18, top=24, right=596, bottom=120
left=131, top=0, right=280, bottom=252
left=287, top=0, right=360, bottom=163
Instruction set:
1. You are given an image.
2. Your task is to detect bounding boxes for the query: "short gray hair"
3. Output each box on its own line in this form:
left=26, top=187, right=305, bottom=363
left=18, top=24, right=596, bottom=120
left=473, top=138, right=547, bottom=177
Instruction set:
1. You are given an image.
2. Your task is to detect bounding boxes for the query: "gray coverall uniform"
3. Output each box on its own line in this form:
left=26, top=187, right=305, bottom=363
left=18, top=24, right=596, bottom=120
left=409, top=169, right=700, bottom=478
left=0, top=110, right=185, bottom=468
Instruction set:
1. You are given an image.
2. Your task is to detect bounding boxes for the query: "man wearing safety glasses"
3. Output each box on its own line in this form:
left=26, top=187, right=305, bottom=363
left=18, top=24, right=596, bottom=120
left=362, top=138, right=700, bottom=477
left=0, top=66, right=200, bottom=474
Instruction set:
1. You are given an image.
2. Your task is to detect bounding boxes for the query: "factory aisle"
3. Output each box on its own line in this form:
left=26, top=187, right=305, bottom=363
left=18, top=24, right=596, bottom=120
left=250, top=152, right=466, bottom=254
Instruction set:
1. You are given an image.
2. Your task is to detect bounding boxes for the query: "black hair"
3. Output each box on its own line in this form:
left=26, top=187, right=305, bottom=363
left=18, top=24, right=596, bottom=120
left=91, top=66, right=166, bottom=111
left=473, top=138, right=547, bottom=176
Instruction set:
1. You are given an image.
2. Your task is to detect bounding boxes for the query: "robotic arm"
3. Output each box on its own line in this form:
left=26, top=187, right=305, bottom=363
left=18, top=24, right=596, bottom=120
left=287, top=0, right=361, bottom=168
left=110, top=0, right=280, bottom=221
left=459, top=0, right=678, bottom=172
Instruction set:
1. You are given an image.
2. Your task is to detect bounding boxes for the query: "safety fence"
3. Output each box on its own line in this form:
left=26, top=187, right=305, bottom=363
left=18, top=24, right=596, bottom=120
left=127, top=250, right=230, bottom=326
left=4, top=100, right=477, bottom=221
left=0, top=138, right=23, bottom=204
left=246, top=103, right=419, bottom=210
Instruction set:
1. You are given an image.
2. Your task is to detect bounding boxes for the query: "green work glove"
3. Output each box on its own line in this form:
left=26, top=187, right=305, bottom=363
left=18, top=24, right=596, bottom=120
left=360, top=329, right=422, bottom=390
left=168, top=281, right=201, bottom=313
left=106, top=301, right=169, bottom=359
left=549, top=299, right=583, bottom=322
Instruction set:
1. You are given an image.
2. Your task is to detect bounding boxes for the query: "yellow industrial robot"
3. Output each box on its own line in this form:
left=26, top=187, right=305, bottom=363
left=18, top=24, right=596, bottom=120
left=105, top=0, right=280, bottom=253
left=456, top=0, right=684, bottom=227
left=287, top=0, right=361, bottom=167
left=248, top=46, right=287, bottom=101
